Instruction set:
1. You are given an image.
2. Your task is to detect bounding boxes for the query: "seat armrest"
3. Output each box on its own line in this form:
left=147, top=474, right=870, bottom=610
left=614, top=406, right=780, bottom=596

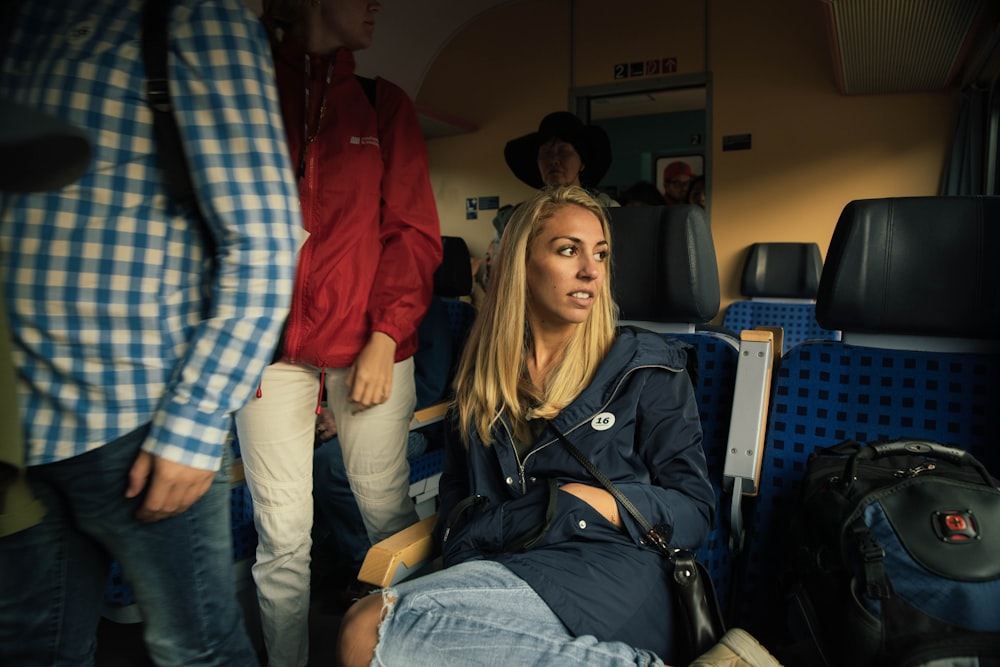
left=410, top=401, right=449, bottom=429
left=722, top=329, right=776, bottom=552
left=230, top=458, right=245, bottom=484
left=358, top=514, right=438, bottom=588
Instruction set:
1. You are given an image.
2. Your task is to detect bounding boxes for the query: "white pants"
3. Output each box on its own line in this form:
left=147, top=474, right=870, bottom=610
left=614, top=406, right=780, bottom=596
left=235, top=359, right=418, bottom=667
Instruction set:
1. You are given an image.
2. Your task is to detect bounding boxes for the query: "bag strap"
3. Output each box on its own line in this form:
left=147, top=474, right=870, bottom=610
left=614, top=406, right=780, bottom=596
left=141, top=0, right=196, bottom=210
left=550, top=424, right=727, bottom=658
left=506, top=478, right=560, bottom=552
left=356, top=74, right=376, bottom=109
left=140, top=0, right=215, bottom=257
left=549, top=426, right=662, bottom=545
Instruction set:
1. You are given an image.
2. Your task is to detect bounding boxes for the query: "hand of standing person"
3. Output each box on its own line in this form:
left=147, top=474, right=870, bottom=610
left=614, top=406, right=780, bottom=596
left=316, top=406, right=339, bottom=442
left=347, top=331, right=397, bottom=413
left=127, top=451, right=216, bottom=522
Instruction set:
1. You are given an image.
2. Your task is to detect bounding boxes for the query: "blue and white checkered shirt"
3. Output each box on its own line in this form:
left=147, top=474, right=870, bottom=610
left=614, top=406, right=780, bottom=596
left=0, top=0, right=303, bottom=470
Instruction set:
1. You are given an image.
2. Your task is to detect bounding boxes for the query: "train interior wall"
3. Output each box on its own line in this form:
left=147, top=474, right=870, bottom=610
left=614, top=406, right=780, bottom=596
left=415, top=0, right=959, bottom=320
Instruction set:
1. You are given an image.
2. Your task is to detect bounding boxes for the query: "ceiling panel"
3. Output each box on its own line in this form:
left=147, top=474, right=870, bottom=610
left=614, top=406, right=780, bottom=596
left=823, top=0, right=988, bottom=94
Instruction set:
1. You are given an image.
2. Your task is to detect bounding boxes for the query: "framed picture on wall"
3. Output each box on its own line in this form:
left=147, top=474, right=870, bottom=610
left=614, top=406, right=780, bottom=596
left=655, top=154, right=704, bottom=196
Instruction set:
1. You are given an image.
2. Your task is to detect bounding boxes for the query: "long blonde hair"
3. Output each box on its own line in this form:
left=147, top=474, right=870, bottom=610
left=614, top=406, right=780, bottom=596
left=453, top=186, right=618, bottom=446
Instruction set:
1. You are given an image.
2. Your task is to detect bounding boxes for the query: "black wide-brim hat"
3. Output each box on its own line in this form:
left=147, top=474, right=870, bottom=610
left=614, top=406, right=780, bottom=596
left=503, top=111, right=612, bottom=189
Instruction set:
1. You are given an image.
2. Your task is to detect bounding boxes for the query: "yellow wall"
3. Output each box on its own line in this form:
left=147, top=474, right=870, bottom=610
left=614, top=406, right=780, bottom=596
left=572, top=0, right=706, bottom=85
left=417, top=0, right=570, bottom=253
left=417, top=0, right=958, bottom=317
left=708, top=1, right=956, bottom=307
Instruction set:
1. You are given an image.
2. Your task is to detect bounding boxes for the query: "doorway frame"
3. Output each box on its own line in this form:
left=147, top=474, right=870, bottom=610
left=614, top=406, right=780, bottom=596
left=569, top=73, right=713, bottom=212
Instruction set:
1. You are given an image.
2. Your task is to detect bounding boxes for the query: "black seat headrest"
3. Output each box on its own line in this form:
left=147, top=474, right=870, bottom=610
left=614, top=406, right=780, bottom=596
left=434, top=236, right=473, bottom=298
left=816, top=197, right=1000, bottom=338
left=608, top=205, right=719, bottom=323
left=740, top=242, right=822, bottom=299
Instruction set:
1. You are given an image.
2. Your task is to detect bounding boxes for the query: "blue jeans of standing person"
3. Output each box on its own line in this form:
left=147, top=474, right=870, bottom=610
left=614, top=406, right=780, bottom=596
left=371, top=559, right=665, bottom=666
left=0, top=425, right=259, bottom=667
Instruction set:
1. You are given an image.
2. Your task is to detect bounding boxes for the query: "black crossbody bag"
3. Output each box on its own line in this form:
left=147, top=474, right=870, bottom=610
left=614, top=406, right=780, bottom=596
left=550, top=427, right=726, bottom=660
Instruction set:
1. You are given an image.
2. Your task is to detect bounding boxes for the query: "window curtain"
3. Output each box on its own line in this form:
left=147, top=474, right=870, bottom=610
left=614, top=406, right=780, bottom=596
left=940, top=83, right=993, bottom=195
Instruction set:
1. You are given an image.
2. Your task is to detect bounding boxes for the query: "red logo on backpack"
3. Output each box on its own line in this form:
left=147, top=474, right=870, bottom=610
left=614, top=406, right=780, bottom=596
left=934, top=510, right=978, bottom=543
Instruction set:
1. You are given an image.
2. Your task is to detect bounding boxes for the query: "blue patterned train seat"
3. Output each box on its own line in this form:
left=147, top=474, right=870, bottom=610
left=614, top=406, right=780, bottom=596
left=732, top=196, right=1000, bottom=643
left=722, top=242, right=840, bottom=349
left=606, top=204, right=747, bottom=612
left=723, top=299, right=839, bottom=349
left=672, top=332, right=739, bottom=610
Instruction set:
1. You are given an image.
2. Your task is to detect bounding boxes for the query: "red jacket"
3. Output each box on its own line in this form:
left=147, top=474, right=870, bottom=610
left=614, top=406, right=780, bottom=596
left=271, top=35, right=442, bottom=368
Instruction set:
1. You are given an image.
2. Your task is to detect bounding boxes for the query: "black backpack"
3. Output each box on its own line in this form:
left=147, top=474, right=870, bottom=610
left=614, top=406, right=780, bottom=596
left=782, top=439, right=1000, bottom=667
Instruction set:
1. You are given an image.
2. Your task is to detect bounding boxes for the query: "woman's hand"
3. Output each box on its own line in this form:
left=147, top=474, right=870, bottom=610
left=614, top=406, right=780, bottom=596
left=559, top=483, right=624, bottom=528
left=346, top=331, right=397, bottom=413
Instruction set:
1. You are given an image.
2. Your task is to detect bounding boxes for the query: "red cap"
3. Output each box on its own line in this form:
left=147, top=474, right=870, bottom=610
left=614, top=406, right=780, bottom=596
left=663, top=161, right=693, bottom=182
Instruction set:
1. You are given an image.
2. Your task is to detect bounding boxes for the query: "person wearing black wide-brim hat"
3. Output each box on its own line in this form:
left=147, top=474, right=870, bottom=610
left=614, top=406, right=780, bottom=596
left=504, top=111, right=614, bottom=189
left=493, top=111, right=618, bottom=240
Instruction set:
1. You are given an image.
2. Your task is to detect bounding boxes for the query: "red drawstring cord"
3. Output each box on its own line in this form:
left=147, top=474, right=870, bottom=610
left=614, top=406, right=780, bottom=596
left=254, top=367, right=324, bottom=412
left=315, top=367, right=326, bottom=415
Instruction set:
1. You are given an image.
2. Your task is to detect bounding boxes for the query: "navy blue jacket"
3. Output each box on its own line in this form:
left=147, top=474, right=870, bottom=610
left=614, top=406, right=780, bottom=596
left=436, top=328, right=713, bottom=661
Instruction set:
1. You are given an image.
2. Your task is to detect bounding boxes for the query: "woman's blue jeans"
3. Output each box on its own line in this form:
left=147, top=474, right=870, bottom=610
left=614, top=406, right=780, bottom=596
left=0, top=426, right=259, bottom=666
left=372, top=559, right=665, bottom=666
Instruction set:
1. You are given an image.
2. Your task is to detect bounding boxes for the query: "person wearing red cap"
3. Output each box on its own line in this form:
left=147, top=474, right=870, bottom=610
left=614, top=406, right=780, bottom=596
left=661, top=160, right=694, bottom=205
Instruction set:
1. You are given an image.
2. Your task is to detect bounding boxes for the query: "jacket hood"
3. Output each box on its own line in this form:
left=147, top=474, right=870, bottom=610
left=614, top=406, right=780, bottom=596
left=548, top=327, right=690, bottom=432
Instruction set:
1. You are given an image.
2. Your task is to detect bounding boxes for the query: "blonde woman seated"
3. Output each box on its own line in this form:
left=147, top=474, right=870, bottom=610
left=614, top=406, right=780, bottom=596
left=337, top=186, right=714, bottom=666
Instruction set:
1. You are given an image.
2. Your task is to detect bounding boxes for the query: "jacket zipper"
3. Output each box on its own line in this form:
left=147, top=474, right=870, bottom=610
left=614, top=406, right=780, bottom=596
left=283, top=127, right=319, bottom=362
left=513, top=363, right=681, bottom=493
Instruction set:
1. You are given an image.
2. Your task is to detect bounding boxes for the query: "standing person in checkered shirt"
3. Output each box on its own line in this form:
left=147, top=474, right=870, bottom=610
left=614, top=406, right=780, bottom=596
left=0, top=0, right=302, bottom=664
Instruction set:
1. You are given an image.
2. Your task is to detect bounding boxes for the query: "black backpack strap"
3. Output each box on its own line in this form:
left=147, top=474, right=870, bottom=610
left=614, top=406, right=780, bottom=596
left=140, top=0, right=215, bottom=262
left=851, top=521, right=893, bottom=601
left=141, top=0, right=197, bottom=211
left=140, top=0, right=216, bottom=321
left=356, top=74, right=376, bottom=109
